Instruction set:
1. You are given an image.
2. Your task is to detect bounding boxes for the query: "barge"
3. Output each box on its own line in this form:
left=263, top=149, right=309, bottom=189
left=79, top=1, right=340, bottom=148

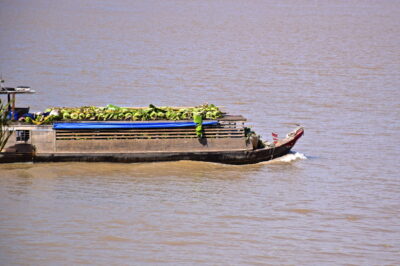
left=0, top=82, right=304, bottom=164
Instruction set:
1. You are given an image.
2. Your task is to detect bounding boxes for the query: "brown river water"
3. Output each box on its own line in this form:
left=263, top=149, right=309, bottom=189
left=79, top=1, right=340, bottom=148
left=0, top=0, right=399, bottom=265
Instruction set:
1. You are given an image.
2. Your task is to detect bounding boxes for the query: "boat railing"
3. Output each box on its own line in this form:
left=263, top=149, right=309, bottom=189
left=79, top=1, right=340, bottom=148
left=55, top=124, right=245, bottom=141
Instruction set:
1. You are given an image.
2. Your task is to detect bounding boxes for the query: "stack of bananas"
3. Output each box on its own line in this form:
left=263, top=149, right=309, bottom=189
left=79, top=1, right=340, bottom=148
left=24, top=104, right=223, bottom=125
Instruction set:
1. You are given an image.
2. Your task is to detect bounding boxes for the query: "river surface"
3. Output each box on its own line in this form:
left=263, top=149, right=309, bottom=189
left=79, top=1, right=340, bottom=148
left=0, top=0, right=399, bottom=265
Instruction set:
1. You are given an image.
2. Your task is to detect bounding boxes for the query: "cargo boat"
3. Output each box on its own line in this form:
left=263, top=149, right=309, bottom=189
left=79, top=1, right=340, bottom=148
left=0, top=83, right=304, bottom=164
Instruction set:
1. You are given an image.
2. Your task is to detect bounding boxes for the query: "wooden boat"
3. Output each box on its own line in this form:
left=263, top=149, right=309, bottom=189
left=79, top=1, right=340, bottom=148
left=0, top=82, right=304, bottom=164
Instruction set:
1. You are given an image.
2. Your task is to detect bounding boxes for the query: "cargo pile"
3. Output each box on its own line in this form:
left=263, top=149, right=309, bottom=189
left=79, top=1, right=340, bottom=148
left=23, top=104, right=223, bottom=125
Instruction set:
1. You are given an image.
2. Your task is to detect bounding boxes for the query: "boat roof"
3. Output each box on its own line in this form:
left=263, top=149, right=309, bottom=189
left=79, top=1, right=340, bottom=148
left=0, top=87, right=36, bottom=94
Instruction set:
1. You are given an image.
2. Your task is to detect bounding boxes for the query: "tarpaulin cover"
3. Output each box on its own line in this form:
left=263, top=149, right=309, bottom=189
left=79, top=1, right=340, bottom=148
left=53, top=121, right=219, bottom=130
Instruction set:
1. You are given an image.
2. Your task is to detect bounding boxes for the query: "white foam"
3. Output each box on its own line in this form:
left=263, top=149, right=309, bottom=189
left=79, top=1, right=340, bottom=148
left=276, top=152, right=307, bottom=163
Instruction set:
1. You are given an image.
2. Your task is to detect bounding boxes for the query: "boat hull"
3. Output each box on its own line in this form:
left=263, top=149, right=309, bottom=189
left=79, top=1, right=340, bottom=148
left=0, top=127, right=304, bottom=165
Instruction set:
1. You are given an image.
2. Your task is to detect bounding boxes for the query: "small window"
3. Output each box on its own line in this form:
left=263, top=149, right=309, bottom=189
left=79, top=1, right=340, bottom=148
left=16, top=130, right=30, bottom=142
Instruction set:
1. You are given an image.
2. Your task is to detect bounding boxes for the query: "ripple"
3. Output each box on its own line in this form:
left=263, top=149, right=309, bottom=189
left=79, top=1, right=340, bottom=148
left=98, top=235, right=131, bottom=242
left=284, top=208, right=314, bottom=214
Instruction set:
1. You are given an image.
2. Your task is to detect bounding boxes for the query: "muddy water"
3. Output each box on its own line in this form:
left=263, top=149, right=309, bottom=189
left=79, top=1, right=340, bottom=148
left=0, top=0, right=399, bottom=265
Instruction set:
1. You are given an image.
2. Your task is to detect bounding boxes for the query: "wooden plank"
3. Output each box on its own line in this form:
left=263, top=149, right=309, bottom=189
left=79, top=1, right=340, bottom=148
left=218, top=115, right=247, bottom=121
left=56, top=135, right=244, bottom=139
left=56, top=130, right=244, bottom=136
left=55, top=135, right=244, bottom=139
left=57, top=127, right=243, bottom=131
left=55, top=132, right=244, bottom=136
left=54, top=126, right=243, bottom=133
left=56, top=136, right=244, bottom=140
left=56, top=134, right=244, bottom=139
left=56, top=133, right=243, bottom=137
left=55, top=130, right=244, bottom=136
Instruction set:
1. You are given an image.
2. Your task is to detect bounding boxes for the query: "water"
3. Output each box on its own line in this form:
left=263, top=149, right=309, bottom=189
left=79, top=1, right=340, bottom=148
left=1, top=0, right=399, bottom=264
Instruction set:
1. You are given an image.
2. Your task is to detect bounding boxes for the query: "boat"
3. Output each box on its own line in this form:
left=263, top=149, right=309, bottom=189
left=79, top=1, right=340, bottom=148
left=0, top=81, right=304, bottom=164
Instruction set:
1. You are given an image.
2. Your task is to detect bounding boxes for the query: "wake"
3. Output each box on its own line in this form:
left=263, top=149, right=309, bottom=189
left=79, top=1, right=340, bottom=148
left=274, top=152, right=307, bottom=163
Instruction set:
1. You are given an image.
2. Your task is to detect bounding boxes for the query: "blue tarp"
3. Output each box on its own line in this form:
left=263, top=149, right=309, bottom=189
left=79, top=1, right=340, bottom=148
left=53, top=121, right=219, bottom=130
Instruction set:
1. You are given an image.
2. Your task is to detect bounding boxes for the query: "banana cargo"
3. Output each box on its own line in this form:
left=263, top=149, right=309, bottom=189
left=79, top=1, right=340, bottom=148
left=0, top=82, right=303, bottom=164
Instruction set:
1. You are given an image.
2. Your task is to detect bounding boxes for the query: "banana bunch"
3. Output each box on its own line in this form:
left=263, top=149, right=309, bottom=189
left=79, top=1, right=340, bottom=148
left=24, top=104, right=223, bottom=124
